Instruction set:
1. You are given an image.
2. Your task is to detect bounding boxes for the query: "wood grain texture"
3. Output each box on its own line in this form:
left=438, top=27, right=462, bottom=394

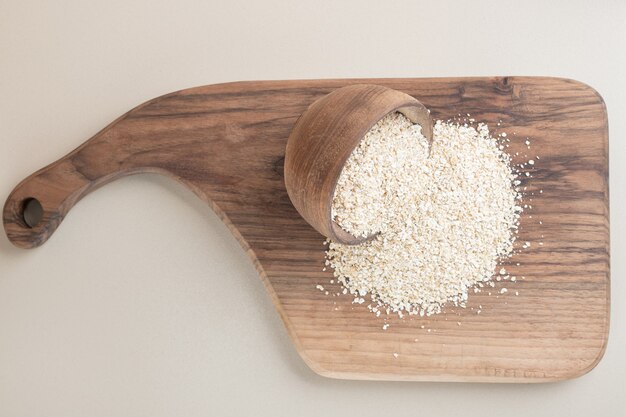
left=284, top=84, right=433, bottom=244
left=3, top=77, right=609, bottom=382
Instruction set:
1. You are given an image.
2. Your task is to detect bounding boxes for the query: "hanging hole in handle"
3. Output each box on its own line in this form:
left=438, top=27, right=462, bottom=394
left=22, top=198, right=43, bottom=228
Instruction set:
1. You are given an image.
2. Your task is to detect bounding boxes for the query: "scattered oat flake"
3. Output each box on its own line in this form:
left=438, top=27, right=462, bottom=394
left=325, top=114, right=523, bottom=317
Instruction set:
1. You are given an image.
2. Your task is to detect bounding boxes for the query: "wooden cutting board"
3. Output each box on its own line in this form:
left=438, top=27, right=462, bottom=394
left=3, top=77, right=609, bottom=382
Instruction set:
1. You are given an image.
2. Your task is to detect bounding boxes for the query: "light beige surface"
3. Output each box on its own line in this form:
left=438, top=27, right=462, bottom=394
left=0, top=0, right=623, bottom=415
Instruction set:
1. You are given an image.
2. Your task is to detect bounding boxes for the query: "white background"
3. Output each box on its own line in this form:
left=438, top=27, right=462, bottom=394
left=1, top=1, right=624, bottom=415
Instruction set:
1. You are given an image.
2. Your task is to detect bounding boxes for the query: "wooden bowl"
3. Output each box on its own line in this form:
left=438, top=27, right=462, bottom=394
left=284, top=84, right=433, bottom=245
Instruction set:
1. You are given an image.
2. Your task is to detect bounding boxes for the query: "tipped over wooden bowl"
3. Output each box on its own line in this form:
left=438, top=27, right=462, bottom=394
left=284, top=84, right=433, bottom=245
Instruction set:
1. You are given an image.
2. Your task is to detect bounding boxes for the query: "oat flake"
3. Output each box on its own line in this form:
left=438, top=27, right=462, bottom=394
left=326, top=113, right=522, bottom=316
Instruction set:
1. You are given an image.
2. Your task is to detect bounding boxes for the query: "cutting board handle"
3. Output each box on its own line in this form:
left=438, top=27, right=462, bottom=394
left=2, top=116, right=166, bottom=249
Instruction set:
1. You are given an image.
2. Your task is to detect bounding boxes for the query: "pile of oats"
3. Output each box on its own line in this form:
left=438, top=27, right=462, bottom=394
left=326, top=113, right=522, bottom=316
